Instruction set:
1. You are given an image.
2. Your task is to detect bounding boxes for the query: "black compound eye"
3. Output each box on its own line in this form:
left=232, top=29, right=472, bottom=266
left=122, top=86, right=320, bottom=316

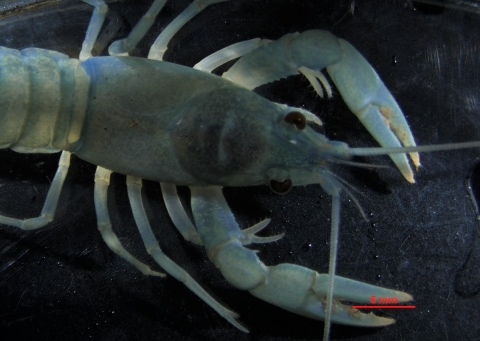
left=284, top=111, right=306, bottom=130
left=269, top=179, right=292, bottom=195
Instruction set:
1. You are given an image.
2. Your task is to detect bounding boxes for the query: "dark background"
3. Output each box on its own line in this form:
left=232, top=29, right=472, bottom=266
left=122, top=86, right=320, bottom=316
left=0, top=0, right=479, bottom=340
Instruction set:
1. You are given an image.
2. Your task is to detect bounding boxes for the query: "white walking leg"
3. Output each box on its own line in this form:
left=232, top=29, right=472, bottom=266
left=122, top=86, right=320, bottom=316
left=0, top=151, right=70, bottom=230
left=94, top=166, right=163, bottom=277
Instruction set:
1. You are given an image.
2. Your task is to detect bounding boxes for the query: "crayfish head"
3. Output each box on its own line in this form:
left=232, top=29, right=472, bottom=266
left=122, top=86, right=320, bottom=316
left=169, top=86, right=351, bottom=188
left=263, top=107, right=353, bottom=194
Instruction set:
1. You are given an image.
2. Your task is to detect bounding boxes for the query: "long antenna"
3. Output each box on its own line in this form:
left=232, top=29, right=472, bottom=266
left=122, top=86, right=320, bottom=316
left=349, top=141, right=480, bottom=157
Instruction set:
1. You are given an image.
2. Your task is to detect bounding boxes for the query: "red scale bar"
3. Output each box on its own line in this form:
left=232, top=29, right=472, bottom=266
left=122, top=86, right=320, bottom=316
left=352, top=305, right=416, bottom=309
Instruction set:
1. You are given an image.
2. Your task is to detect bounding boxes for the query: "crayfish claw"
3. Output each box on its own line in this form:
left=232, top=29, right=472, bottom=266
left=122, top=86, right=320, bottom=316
left=325, top=38, right=419, bottom=182
left=240, top=218, right=285, bottom=245
left=298, top=66, right=333, bottom=99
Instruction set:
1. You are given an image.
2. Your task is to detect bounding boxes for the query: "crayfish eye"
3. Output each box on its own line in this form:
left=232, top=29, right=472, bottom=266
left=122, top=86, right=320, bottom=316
left=269, top=179, right=293, bottom=195
left=284, top=112, right=306, bottom=130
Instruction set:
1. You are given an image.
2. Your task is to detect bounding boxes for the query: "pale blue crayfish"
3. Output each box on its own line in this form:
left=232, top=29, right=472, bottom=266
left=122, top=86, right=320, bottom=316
left=1, top=1, right=479, bottom=340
